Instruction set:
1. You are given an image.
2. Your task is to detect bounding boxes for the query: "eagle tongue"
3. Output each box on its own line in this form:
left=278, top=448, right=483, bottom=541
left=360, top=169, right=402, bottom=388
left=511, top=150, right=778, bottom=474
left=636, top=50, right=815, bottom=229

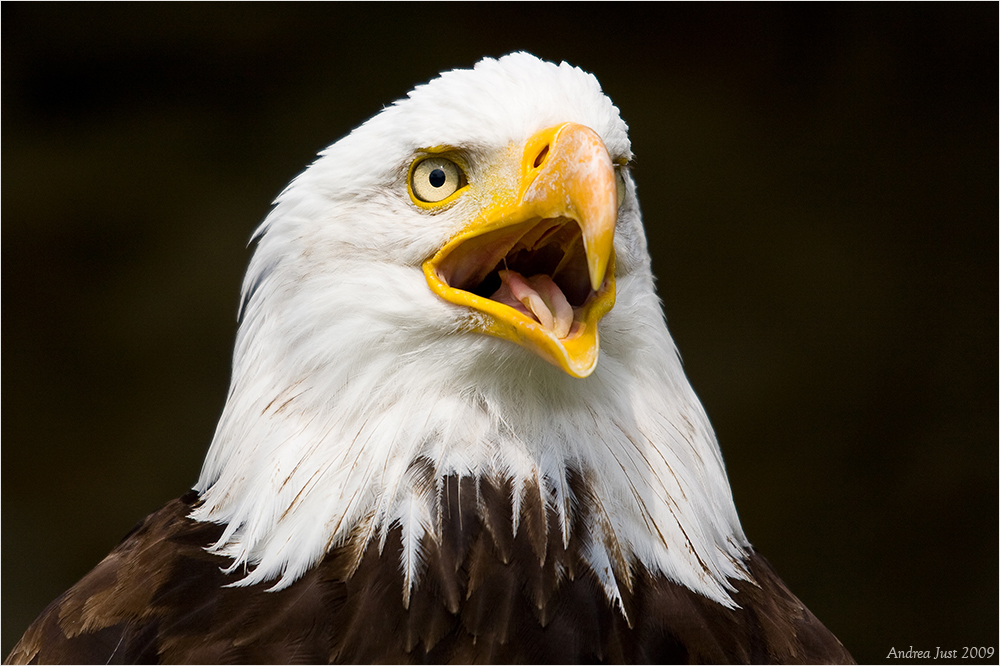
left=492, top=270, right=573, bottom=339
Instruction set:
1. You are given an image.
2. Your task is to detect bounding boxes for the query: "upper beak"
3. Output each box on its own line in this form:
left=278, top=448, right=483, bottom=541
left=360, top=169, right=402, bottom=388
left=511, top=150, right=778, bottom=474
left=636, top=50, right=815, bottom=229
left=422, top=122, right=618, bottom=377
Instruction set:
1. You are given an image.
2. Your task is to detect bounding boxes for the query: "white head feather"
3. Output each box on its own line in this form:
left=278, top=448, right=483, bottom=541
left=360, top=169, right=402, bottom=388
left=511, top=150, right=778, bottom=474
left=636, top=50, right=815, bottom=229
left=191, top=53, right=750, bottom=608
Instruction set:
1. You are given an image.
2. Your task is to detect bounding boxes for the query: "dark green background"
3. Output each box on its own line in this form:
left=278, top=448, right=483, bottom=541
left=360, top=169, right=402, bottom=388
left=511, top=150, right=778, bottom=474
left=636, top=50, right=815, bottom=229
left=3, top=4, right=996, bottom=663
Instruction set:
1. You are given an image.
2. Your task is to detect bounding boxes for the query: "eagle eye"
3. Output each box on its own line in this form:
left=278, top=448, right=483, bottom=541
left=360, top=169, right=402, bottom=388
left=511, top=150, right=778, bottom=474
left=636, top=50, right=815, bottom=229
left=410, top=157, right=466, bottom=204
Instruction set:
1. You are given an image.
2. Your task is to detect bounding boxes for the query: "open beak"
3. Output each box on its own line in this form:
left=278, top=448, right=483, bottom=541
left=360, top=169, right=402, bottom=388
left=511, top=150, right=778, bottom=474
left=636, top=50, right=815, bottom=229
left=422, top=122, right=618, bottom=378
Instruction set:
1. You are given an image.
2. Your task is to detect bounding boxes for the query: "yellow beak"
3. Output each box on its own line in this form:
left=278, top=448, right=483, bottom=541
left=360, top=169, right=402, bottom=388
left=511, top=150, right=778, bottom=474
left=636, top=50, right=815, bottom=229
left=422, top=122, right=618, bottom=377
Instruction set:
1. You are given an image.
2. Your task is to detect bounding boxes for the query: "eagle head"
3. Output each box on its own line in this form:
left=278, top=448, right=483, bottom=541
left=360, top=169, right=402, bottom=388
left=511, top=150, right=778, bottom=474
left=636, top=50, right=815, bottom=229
left=191, top=53, right=749, bottom=609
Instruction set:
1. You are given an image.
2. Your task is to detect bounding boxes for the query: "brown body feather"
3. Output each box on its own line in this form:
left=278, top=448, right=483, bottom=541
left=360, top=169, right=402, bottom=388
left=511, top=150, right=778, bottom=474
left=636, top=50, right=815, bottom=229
left=6, top=478, right=853, bottom=664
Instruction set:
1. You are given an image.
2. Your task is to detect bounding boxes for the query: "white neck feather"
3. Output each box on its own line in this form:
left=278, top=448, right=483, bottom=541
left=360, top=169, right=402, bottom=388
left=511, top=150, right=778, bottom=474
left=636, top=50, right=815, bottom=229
left=191, top=180, right=750, bottom=609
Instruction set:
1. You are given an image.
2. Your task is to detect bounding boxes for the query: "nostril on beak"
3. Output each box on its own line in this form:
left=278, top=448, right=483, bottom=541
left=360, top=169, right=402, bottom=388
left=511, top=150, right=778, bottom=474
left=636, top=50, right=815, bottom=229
left=533, top=144, right=549, bottom=169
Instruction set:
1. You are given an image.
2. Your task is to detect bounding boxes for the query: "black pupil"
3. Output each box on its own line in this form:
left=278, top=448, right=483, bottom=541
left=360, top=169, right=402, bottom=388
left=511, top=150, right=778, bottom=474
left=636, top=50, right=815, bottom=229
left=429, top=168, right=447, bottom=188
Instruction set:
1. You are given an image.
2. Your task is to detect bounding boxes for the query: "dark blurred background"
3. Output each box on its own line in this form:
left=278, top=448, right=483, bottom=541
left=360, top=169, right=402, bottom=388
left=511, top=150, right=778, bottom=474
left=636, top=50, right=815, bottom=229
left=3, top=4, right=996, bottom=662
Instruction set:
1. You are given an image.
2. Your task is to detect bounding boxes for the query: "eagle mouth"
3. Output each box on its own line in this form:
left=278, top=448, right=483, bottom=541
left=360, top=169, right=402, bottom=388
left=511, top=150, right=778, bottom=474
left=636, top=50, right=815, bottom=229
left=433, top=216, right=608, bottom=340
left=421, top=121, right=618, bottom=377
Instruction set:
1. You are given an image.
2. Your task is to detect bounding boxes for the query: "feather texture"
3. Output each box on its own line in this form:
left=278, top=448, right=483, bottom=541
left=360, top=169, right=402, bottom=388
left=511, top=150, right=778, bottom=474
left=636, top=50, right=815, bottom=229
left=7, top=488, right=852, bottom=664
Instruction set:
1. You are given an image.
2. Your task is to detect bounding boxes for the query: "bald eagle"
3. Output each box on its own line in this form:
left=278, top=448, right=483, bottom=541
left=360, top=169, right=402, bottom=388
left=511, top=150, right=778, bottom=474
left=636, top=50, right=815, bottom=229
left=6, top=53, right=852, bottom=664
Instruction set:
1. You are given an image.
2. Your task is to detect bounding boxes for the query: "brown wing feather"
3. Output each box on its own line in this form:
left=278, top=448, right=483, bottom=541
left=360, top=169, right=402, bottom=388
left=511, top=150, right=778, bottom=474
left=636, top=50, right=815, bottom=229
left=5, top=478, right=853, bottom=664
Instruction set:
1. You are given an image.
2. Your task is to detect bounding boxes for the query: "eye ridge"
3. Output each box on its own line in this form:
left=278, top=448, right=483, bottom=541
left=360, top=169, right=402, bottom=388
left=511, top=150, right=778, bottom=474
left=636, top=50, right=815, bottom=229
left=410, top=156, right=466, bottom=205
